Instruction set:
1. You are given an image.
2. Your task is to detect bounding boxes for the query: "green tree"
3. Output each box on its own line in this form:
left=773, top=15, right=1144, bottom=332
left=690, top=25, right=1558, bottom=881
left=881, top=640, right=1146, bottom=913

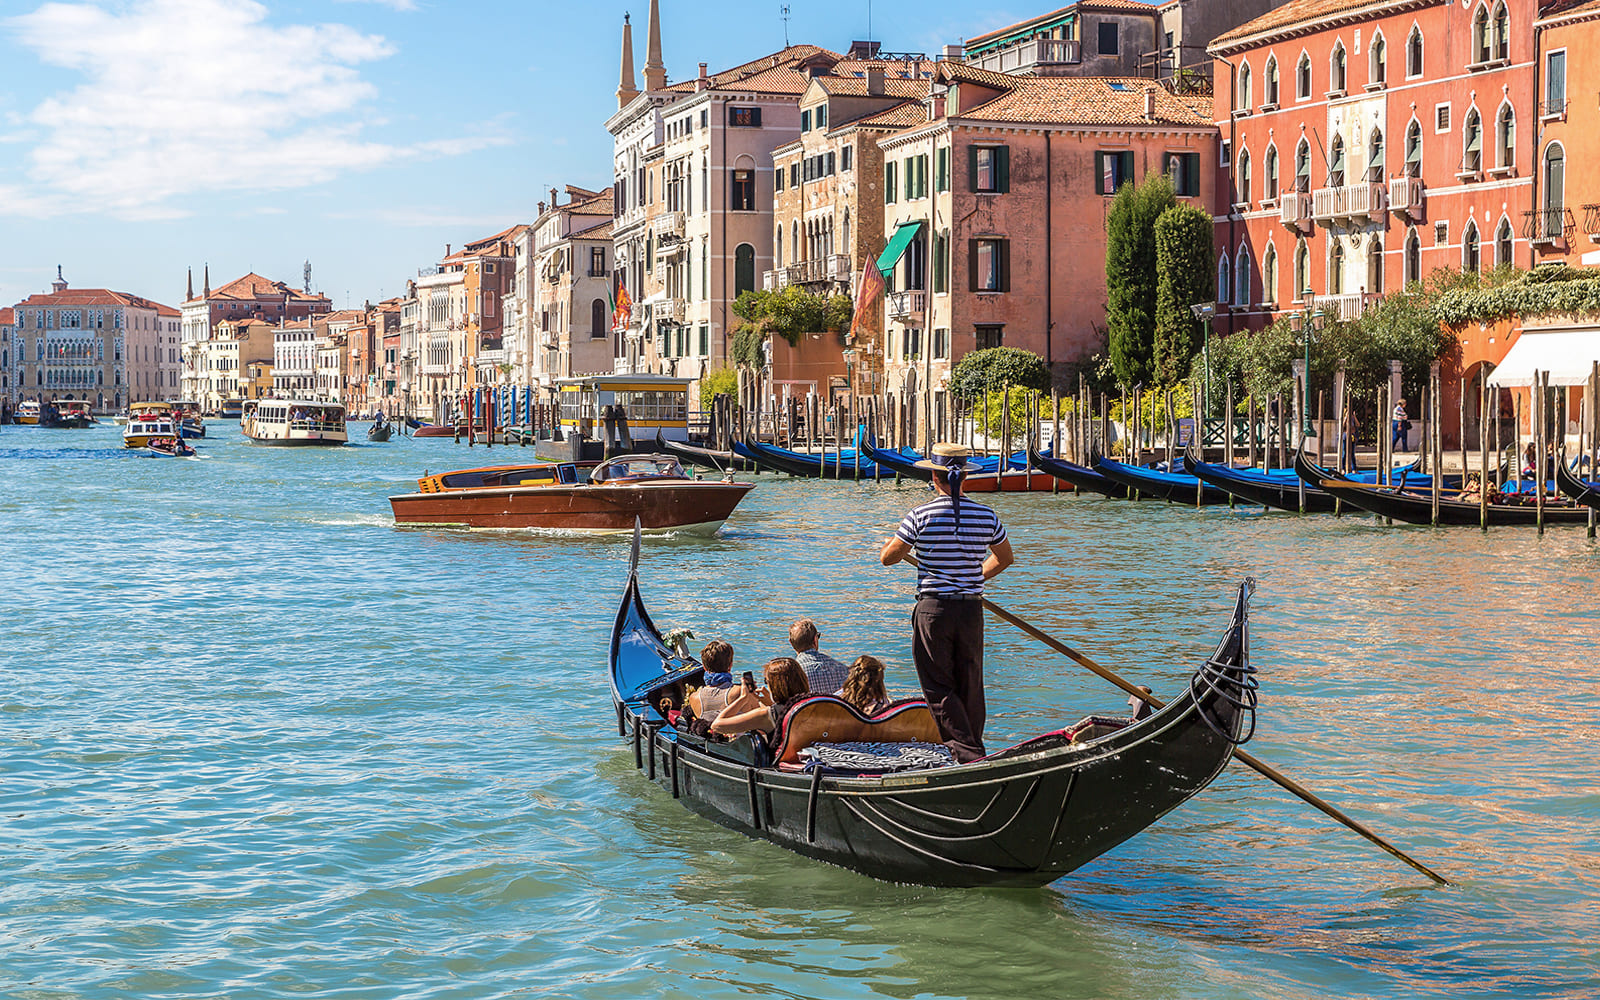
left=698, top=368, right=737, bottom=408
left=1152, top=204, right=1214, bottom=387
left=948, top=347, right=1051, bottom=401
left=1105, top=172, right=1175, bottom=389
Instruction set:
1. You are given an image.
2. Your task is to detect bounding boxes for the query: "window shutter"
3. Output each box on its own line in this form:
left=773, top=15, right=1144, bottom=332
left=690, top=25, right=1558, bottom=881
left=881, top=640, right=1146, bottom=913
left=905, top=158, right=913, bottom=200
left=999, top=240, right=1011, bottom=292
left=968, top=240, right=979, bottom=292
left=1093, top=152, right=1107, bottom=194
left=996, top=146, right=1010, bottom=192
left=885, top=162, right=896, bottom=204
left=920, top=156, right=929, bottom=197
left=1120, top=152, right=1135, bottom=188
left=751, top=107, right=762, bottom=127
left=801, top=109, right=811, bottom=131
left=968, top=146, right=980, bottom=191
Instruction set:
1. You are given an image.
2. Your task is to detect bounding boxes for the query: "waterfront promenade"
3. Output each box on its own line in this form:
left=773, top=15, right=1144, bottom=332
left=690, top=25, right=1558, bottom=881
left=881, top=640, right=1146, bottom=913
left=2, top=421, right=1596, bottom=999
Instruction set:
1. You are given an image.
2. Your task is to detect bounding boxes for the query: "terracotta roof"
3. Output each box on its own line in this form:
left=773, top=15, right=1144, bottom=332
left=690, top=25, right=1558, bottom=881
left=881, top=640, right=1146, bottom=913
left=811, top=76, right=930, bottom=99
left=571, top=187, right=615, bottom=214
left=662, top=47, right=935, bottom=97
left=1538, top=0, right=1600, bottom=20
left=0, top=308, right=13, bottom=325
left=960, top=76, right=1212, bottom=127
left=835, top=100, right=929, bottom=131
left=463, top=223, right=526, bottom=253
left=15, top=288, right=153, bottom=308
left=967, top=0, right=1156, bottom=46
left=937, top=61, right=1020, bottom=90
left=1211, top=0, right=1440, bottom=50
left=573, top=217, right=615, bottom=240
left=663, top=44, right=838, bottom=94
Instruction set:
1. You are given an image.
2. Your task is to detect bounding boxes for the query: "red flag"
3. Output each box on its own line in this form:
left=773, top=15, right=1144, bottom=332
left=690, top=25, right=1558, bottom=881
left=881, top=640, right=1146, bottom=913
left=850, top=260, right=885, bottom=341
left=611, top=280, right=633, bottom=332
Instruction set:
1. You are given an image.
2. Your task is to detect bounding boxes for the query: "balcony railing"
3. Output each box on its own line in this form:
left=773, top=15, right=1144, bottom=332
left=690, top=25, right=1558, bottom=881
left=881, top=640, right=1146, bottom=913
left=1317, top=292, right=1378, bottom=321
left=761, top=269, right=791, bottom=292
left=1279, top=192, right=1313, bottom=232
left=651, top=211, right=685, bottom=241
left=969, top=36, right=1081, bottom=74
left=886, top=290, right=927, bottom=321
left=654, top=299, right=685, bottom=324
left=1388, top=177, right=1425, bottom=217
left=1523, top=207, right=1573, bottom=245
left=1312, top=182, right=1386, bottom=224
left=1583, top=204, right=1600, bottom=236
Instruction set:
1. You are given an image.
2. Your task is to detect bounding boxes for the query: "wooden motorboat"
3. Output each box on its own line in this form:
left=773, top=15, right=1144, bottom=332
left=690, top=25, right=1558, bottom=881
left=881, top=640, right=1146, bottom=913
left=1295, top=451, right=1592, bottom=526
left=1555, top=457, right=1600, bottom=512
left=609, top=534, right=1258, bottom=887
left=861, top=437, right=1062, bottom=492
left=41, top=399, right=95, bottom=428
left=367, top=420, right=393, bottom=442
left=241, top=399, right=347, bottom=446
left=389, top=453, right=754, bottom=534
left=412, top=422, right=458, bottom=438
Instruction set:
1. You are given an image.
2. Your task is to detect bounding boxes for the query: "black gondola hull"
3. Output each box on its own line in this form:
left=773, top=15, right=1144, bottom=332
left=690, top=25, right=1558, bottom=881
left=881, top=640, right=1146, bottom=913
left=1093, top=453, right=1234, bottom=505
left=1026, top=448, right=1128, bottom=498
left=1295, top=451, right=1593, bottom=525
left=732, top=438, right=898, bottom=480
left=655, top=431, right=757, bottom=472
left=1555, top=460, right=1600, bottom=512
left=1185, top=451, right=1338, bottom=513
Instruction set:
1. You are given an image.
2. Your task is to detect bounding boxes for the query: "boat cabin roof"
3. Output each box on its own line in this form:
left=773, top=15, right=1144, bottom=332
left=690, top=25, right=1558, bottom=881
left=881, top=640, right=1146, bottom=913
left=129, top=401, right=172, bottom=413
left=589, top=454, right=688, bottom=483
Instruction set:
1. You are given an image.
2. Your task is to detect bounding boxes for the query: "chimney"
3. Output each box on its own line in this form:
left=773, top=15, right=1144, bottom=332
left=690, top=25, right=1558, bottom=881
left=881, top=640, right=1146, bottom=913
left=1143, top=86, right=1157, bottom=119
left=445, top=243, right=452, bottom=257
left=538, top=201, right=546, bottom=215
left=866, top=66, right=885, bottom=95
left=551, top=187, right=560, bottom=206
left=943, top=43, right=965, bottom=61
left=616, top=14, right=639, bottom=109
left=696, top=62, right=709, bottom=91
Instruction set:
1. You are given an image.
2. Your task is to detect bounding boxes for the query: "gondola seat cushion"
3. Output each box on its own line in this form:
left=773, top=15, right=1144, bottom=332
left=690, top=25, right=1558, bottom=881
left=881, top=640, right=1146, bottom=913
left=769, top=696, right=941, bottom=765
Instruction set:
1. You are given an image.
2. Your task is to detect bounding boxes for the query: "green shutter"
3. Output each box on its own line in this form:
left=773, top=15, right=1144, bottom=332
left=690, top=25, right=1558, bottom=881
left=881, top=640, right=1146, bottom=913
left=968, top=239, right=979, bottom=291
left=886, top=162, right=896, bottom=204
left=904, top=158, right=913, bottom=200
left=996, top=146, right=1010, bottom=193
left=998, top=239, right=1011, bottom=292
left=1120, top=152, right=1134, bottom=190
left=933, top=231, right=948, bottom=293
left=968, top=146, right=980, bottom=192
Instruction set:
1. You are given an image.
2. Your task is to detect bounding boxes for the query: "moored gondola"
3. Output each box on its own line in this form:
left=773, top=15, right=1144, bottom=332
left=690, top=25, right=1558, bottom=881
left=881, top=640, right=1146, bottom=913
left=1093, top=450, right=1234, bottom=505
left=654, top=430, right=757, bottom=473
left=1555, top=457, right=1600, bottom=512
left=608, top=534, right=1259, bottom=888
left=1295, top=451, right=1593, bottom=525
left=1186, top=449, right=1341, bottom=512
left=1026, top=446, right=1127, bottom=498
left=862, top=437, right=1060, bottom=492
left=732, top=437, right=901, bottom=479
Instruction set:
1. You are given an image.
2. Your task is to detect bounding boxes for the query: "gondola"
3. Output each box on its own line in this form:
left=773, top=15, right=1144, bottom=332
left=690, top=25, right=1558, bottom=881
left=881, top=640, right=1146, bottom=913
left=367, top=420, right=393, bottom=442
left=655, top=430, right=757, bottom=473
left=1185, top=449, right=1340, bottom=513
left=608, top=531, right=1259, bottom=888
left=404, top=416, right=425, bottom=430
left=861, top=438, right=1060, bottom=492
left=1093, top=450, right=1234, bottom=505
left=1555, top=458, right=1600, bottom=512
left=1026, top=446, right=1128, bottom=498
left=1295, top=451, right=1593, bottom=525
left=732, top=437, right=901, bottom=480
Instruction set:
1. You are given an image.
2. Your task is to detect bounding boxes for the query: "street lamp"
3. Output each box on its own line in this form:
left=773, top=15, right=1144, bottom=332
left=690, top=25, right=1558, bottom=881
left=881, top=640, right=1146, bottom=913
left=1189, top=301, right=1217, bottom=431
left=1288, top=298, right=1327, bottom=437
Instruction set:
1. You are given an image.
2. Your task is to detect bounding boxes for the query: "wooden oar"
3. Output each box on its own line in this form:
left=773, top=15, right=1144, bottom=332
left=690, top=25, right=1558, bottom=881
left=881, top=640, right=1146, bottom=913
left=902, top=557, right=1452, bottom=885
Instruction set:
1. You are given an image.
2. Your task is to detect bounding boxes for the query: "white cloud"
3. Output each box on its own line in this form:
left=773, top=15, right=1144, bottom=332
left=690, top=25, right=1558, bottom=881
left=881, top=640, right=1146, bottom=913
left=1, top=0, right=470, bottom=219
left=335, top=0, right=419, bottom=10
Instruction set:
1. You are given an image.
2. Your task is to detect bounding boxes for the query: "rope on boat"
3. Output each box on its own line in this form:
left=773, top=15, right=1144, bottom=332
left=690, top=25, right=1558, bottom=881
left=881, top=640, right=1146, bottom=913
left=1190, top=649, right=1259, bottom=746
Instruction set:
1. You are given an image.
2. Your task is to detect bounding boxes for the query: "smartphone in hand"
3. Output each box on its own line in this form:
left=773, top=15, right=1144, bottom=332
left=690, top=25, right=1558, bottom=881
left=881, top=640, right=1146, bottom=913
left=741, top=671, right=756, bottom=691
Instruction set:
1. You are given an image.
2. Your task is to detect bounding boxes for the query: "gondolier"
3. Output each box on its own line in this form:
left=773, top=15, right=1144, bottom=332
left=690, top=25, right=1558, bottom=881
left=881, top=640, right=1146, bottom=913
left=880, top=443, right=1014, bottom=762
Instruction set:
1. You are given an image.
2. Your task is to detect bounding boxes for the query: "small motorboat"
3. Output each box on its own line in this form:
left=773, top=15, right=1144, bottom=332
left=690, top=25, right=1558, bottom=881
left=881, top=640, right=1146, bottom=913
left=146, top=436, right=196, bottom=458
left=41, top=399, right=96, bottom=429
left=368, top=419, right=393, bottom=442
left=123, top=402, right=177, bottom=448
left=389, top=453, right=755, bottom=534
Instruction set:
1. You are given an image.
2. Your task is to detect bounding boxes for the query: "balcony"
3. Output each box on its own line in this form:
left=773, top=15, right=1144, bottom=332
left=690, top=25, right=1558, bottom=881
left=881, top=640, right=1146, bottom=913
left=1279, top=192, right=1313, bottom=233
left=1317, top=292, right=1378, bottom=321
left=762, top=269, right=780, bottom=291
left=886, top=290, right=927, bottom=322
left=654, top=299, right=685, bottom=324
left=1522, top=208, right=1573, bottom=247
left=1312, top=182, right=1386, bottom=225
left=968, top=36, right=1080, bottom=75
left=651, top=211, right=685, bottom=242
left=1389, top=177, right=1425, bottom=218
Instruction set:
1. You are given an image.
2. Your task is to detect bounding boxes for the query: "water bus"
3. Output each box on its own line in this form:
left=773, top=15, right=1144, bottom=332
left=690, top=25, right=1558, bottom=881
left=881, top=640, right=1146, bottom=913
left=240, top=399, right=348, bottom=446
left=43, top=399, right=96, bottom=428
left=123, top=401, right=178, bottom=448
left=16, top=400, right=41, bottom=425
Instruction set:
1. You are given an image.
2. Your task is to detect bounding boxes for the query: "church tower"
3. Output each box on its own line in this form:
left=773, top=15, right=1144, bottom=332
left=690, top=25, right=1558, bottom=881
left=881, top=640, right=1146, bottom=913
left=643, top=0, right=666, bottom=91
left=617, top=14, right=639, bottom=109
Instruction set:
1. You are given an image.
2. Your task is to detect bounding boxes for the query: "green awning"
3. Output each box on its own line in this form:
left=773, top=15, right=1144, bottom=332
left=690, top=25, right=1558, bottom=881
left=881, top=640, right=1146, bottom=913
left=876, top=220, right=925, bottom=274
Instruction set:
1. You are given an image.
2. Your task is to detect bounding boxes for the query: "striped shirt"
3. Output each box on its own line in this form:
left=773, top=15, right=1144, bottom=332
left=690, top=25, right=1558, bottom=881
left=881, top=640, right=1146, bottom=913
left=895, top=495, right=1007, bottom=596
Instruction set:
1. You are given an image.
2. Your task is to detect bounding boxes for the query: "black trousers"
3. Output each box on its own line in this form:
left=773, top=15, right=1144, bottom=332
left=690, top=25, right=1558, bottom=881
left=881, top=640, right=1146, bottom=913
left=911, top=596, right=986, bottom=763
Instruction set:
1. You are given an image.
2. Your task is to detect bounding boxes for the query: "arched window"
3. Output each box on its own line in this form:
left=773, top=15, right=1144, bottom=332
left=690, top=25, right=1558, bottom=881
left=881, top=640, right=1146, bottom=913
left=1368, top=237, right=1384, bottom=293
left=1407, top=26, right=1424, bottom=77
left=791, top=220, right=800, bottom=261
left=1472, top=5, right=1491, bottom=63
left=1493, top=2, right=1510, bottom=60
left=1330, top=42, right=1347, bottom=94
left=1368, top=128, right=1385, bottom=182
left=1496, top=217, right=1514, bottom=265
left=1462, top=109, right=1483, bottom=175
left=1542, top=142, right=1565, bottom=238
left=1297, top=52, right=1312, bottom=99
left=775, top=231, right=783, bottom=268
left=1295, top=238, right=1311, bottom=300
left=1370, top=31, right=1387, bottom=85
left=1329, top=239, right=1345, bottom=292
left=1236, top=246, right=1252, bottom=306
left=1496, top=103, right=1515, bottom=169
left=1265, top=56, right=1280, bottom=105
left=591, top=298, right=607, bottom=339
left=1265, top=144, right=1280, bottom=200
left=1462, top=220, right=1481, bottom=271
left=1405, top=119, right=1423, bottom=177
left=1295, top=139, right=1312, bottom=192
left=1238, top=62, right=1252, bottom=111
left=1217, top=252, right=1232, bottom=305
left=1329, top=135, right=1346, bottom=187
left=1263, top=244, right=1279, bottom=304
left=1237, top=148, right=1251, bottom=205
left=735, top=244, right=756, bottom=297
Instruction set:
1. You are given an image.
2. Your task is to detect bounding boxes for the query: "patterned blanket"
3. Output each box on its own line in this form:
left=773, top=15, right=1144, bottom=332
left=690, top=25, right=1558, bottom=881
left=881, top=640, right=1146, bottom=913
left=799, top=741, right=954, bottom=773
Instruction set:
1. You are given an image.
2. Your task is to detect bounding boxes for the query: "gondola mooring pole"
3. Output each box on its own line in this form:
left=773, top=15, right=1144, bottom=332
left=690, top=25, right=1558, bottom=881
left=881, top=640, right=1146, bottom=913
left=897, top=557, right=1453, bottom=886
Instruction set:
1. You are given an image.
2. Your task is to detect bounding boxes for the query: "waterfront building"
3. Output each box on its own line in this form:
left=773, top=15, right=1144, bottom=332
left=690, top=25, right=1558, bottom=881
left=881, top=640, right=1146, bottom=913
left=876, top=63, right=1215, bottom=424
left=531, top=186, right=616, bottom=383
left=1, top=308, right=14, bottom=412
left=272, top=319, right=317, bottom=396
left=768, top=69, right=932, bottom=403
left=181, top=269, right=331, bottom=401
left=8, top=271, right=179, bottom=412
left=201, top=318, right=275, bottom=410
left=413, top=253, right=469, bottom=422
left=455, top=225, right=524, bottom=394
left=395, top=284, right=422, bottom=420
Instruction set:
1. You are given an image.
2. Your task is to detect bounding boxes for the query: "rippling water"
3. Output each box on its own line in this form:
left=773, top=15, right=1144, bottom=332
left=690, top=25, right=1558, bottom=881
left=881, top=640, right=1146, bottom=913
left=3, top=423, right=1597, bottom=1000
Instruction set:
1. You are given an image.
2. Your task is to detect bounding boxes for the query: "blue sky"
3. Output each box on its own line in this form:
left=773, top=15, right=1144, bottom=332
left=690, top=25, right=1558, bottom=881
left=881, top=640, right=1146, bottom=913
left=0, top=0, right=1032, bottom=312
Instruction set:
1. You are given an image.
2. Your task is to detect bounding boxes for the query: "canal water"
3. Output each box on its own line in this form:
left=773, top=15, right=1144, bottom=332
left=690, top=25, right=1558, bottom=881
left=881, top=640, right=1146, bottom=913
left=2, top=423, right=1596, bottom=1000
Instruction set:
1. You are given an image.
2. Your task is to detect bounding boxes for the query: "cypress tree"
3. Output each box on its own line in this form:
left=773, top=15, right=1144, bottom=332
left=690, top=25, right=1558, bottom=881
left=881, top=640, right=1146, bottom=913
left=1105, top=173, right=1176, bottom=388
left=1152, top=203, right=1216, bottom=386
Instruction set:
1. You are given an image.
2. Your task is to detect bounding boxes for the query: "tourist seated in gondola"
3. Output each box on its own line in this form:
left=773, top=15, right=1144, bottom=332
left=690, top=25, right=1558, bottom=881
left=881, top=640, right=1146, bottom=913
left=709, top=657, right=810, bottom=737
left=1456, top=473, right=1483, bottom=504
left=836, top=655, right=891, bottom=716
left=686, top=640, right=737, bottom=720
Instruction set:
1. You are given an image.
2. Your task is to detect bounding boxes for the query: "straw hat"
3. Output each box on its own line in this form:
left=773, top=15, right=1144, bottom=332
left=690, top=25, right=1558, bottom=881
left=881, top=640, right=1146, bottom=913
left=913, top=442, right=973, bottom=473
